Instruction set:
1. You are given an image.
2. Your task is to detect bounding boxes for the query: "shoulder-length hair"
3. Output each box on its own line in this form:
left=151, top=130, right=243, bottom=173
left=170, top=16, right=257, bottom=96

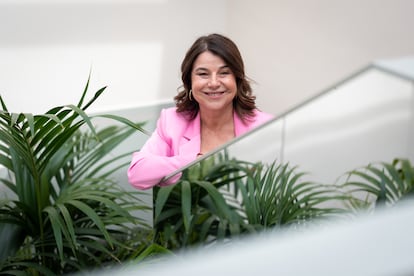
left=174, top=33, right=257, bottom=122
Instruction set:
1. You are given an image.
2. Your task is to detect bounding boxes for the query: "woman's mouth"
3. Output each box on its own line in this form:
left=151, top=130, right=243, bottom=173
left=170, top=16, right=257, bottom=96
left=203, top=91, right=225, bottom=97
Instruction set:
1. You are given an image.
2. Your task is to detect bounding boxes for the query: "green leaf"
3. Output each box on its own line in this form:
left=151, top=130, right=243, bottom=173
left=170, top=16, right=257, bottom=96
left=193, top=180, right=239, bottom=223
left=43, top=206, right=65, bottom=261
left=23, top=113, right=35, bottom=138
left=131, top=243, right=174, bottom=264
left=154, top=185, right=176, bottom=222
left=65, top=104, right=96, bottom=136
left=81, top=86, right=107, bottom=111
left=66, top=199, right=113, bottom=248
left=93, top=114, right=150, bottom=135
left=181, top=181, right=192, bottom=234
left=56, top=203, right=78, bottom=252
left=0, top=95, right=9, bottom=112
left=76, top=71, right=91, bottom=108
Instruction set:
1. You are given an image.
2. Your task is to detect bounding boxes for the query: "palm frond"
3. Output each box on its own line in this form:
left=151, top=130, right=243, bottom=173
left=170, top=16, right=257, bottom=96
left=341, top=158, right=414, bottom=208
left=0, top=78, right=151, bottom=274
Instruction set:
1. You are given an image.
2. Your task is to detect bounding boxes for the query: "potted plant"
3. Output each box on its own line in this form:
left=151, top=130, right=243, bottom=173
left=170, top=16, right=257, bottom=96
left=153, top=151, right=347, bottom=249
left=0, top=77, right=154, bottom=274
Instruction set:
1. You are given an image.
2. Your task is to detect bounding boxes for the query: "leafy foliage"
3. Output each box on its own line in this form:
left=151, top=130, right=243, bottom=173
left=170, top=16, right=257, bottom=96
left=232, top=161, right=345, bottom=229
left=340, top=158, right=414, bottom=210
left=0, top=78, right=152, bottom=274
left=1, top=76, right=413, bottom=274
left=153, top=155, right=246, bottom=249
left=153, top=151, right=347, bottom=249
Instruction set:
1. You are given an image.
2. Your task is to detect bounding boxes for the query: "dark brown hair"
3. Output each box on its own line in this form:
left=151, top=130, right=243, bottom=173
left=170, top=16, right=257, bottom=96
left=174, top=33, right=257, bottom=121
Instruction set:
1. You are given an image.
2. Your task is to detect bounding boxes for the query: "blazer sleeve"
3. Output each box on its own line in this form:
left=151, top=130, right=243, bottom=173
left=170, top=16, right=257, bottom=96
left=127, top=109, right=196, bottom=190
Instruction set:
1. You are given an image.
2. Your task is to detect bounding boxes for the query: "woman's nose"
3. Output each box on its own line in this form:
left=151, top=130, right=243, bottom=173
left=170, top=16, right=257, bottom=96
left=208, top=74, right=220, bottom=88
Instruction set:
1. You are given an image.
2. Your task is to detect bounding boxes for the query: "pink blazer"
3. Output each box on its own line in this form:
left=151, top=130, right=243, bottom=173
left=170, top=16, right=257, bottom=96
left=127, top=107, right=274, bottom=190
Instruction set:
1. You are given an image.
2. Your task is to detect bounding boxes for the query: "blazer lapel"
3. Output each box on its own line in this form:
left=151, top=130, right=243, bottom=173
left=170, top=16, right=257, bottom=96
left=178, top=111, right=250, bottom=156
left=180, top=112, right=201, bottom=156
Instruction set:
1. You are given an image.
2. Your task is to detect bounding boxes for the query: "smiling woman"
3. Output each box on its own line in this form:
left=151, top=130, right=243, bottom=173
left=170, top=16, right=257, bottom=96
left=192, top=51, right=237, bottom=154
left=127, top=33, right=274, bottom=190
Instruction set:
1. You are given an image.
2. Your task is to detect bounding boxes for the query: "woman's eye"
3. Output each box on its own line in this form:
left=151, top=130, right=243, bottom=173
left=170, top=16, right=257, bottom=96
left=220, top=71, right=231, bottom=75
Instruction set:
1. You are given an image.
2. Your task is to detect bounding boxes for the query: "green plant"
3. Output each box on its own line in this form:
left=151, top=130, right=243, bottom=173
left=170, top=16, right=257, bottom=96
left=153, top=151, right=347, bottom=250
left=340, top=158, right=414, bottom=210
left=232, top=161, right=346, bottom=230
left=153, top=154, right=245, bottom=249
left=0, top=78, right=153, bottom=274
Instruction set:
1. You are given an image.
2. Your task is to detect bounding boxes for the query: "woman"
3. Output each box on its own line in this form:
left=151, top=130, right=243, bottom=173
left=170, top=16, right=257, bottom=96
left=128, top=33, right=273, bottom=190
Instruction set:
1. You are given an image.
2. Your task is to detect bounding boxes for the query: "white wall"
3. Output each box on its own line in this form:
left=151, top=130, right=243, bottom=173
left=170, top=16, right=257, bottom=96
left=0, top=0, right=227, bottom=114
left=227, top=0, right=414, bottom=115
left=2, top=0, right=414, bottom=116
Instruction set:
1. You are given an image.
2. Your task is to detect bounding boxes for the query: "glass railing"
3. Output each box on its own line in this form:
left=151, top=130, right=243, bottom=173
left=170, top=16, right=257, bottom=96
left=53, top=57, right=414, bottom=276
left=162, top=56, right=414, bottom=185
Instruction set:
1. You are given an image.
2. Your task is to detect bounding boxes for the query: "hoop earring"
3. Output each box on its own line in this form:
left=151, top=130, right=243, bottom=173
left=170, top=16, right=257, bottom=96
left=188, top=89, right=193, bottom=101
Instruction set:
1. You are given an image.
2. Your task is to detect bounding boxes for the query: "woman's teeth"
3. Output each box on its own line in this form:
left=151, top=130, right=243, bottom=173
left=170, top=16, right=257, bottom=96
left=205, top=92, right=223, bottom=96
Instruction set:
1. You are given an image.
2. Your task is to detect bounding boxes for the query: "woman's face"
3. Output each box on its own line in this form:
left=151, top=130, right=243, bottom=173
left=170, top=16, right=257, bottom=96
left=191, top=51, right=237, bottom=113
